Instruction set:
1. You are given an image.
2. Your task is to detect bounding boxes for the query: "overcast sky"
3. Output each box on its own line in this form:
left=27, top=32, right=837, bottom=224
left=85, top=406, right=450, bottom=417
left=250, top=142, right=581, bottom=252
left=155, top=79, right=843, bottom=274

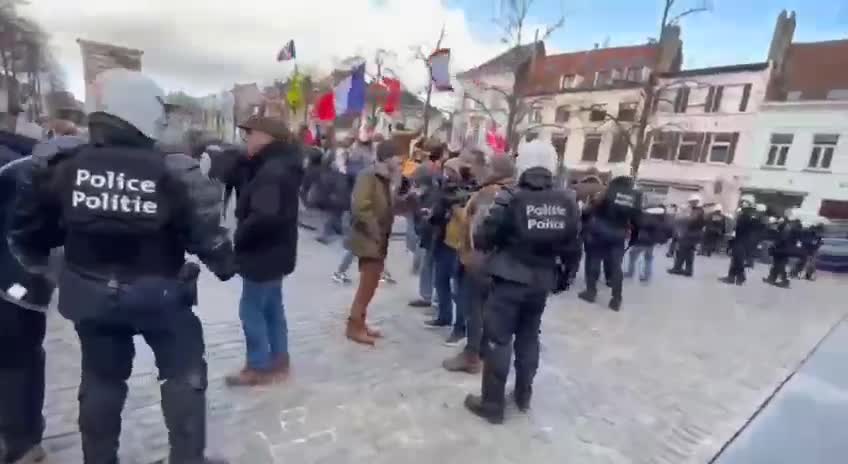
left=21, top=0, right=848, bottom=108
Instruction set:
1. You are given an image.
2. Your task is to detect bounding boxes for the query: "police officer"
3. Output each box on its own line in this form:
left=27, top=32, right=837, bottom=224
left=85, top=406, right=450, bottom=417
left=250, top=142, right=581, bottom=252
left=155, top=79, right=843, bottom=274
left=8, top=69, right=236, bottom=464
left=463, top=142, right=580, bottom=424
left=668, top=194, right=705, bottom=277
left=763, top=210, right=802, bottom=288
left=720, top=195, right=758, bottom=285
left=792, top=221, right=824, bottom=280
left=577, top=165, right=642, bottom=312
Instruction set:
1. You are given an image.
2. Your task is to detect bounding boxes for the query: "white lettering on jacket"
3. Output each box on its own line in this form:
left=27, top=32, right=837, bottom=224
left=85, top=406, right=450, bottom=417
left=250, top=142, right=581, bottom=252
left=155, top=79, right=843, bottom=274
left=526, top=203, right=567, bottom=230
left=71, top=169, right=158, bottom=215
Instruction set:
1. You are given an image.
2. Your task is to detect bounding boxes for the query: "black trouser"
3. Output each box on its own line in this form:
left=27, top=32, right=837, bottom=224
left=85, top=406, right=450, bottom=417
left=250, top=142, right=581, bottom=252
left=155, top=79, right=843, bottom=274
left=75, top=307, right=207, bottom=464
left=667, top=236, right=678, bottom=258
left=672, top=240, right=697, bottom=275
left=0, top=300, right=46, bottom=463
left=767, top=254, right=790, bottom=283
left=727, top=244, right=748, bottom=283
left=480, top=279, right=547, bottom=409
left=791, top=251, right=817, bottom=278
left=583, top=241, right=625, bottom=300
left=701, top=234, right=720, bottom=256
left=462, top=271, right=489, bottom=357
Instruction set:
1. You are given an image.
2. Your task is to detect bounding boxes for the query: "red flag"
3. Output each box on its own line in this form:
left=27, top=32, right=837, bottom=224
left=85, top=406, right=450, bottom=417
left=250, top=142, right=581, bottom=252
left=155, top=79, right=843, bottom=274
left=382, top=77, right=401, bottom=115
left=486, top=130, right=506, bottom=153
left=314, top=92, right=336, bottom=121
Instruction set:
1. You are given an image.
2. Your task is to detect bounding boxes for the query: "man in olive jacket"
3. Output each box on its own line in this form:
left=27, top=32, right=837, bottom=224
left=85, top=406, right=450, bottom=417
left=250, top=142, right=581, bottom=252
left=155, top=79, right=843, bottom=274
left=345, top=141, right=399, bottom=345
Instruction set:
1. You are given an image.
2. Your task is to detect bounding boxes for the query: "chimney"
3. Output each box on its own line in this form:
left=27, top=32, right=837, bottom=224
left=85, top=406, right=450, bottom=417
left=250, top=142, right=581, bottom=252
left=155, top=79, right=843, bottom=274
left=656, top=25, right=682, bottom=73
left=768, top=10, right=796, bottom=75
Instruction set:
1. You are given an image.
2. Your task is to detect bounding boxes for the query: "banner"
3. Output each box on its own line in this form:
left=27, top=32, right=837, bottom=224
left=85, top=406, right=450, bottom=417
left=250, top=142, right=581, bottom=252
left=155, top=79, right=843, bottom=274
left=77, top=39, right=143, bottom=111
left=428, top=49, right=453, bottom=91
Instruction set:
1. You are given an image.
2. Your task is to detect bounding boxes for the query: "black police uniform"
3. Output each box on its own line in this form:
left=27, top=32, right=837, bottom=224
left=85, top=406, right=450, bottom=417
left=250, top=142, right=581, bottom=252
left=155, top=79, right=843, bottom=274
left=721, top=207, right=758, bottom=285
left=8, top=116, right=236, bottom=464
left=701, top=212, right=726, bottom=256
left=764, top=219, right=801, bottom=288
left=0, top=147, right=54, bottom=464
left=578, top=176, right=642, bottom=311
left=792, top=225, right=823, bottom=279
left=464, top=166, right=579, bottom=424
left=669, top=207, right=706, bottom=276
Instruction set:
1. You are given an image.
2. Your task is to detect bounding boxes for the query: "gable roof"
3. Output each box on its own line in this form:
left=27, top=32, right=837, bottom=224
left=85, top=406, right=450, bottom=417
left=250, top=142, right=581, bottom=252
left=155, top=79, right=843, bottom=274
left=457, top=42, right=545, bottom=79
left=781, top=39, right=848, bottom=100
left=520, top=44, right=659, bottom=96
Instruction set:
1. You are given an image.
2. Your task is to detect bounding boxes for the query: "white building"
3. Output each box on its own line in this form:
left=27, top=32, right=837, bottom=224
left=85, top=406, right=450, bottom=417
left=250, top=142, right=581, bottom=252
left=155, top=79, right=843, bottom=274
left=638, top=62, right=773, bottom=210
left=743, top=100, right=848, bottom=216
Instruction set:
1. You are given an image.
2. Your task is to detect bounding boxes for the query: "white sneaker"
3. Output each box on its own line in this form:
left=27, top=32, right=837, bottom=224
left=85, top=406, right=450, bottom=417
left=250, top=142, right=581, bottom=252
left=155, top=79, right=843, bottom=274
left=332, top=272, right=351, bottom=284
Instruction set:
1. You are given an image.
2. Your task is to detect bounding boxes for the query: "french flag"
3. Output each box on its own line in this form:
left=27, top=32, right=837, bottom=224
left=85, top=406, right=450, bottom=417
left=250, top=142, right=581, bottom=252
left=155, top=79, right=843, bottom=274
left=334, top=64, right=366, bottom=115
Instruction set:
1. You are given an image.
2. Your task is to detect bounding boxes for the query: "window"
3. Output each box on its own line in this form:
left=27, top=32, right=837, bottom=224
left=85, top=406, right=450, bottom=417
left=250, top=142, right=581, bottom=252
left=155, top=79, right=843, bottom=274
left=705, top=86, right=724, bottom=113
left=594, top=70, right=612, bottom=87
left=808, top=134, right=839, bottom=170
left=787, top=91, right=802, bottom=101
left=649, top=132, right=671, bottom=160
left=765, top=133, right=793, bottom=167
left=559, top=74, right=577, bottom=90
left=609, top=133, right=629, bottom=163
left=530, top=109, right=543, bottom=124
left=677, top=132, right=702, bottom=162
left=625, top=67, right=642, bottom=82
left=708, top=132, right=735, bottom=163
left=827, top=89, right=848, bottom=100
left=555, top=105, right=570, bottom=123
left=618, top=102, right=638, bottom=122
left=589, top=105, right=607, bottom=122
left=582, top=134, right=602, bottom=162
left=673, top=87, right=690, bottom=113
left=739, top=84, right=752, bottom=111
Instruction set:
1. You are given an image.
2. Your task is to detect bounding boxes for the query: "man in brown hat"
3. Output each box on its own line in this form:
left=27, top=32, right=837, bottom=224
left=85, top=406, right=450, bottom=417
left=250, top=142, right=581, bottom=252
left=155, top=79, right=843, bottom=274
left=226, top=116, right=305, bottom=386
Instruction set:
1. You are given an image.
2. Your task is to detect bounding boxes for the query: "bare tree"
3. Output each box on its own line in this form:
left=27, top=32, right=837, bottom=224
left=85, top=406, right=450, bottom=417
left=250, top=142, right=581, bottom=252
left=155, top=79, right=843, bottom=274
left=627, top=0, right=710, bottom=176
left=461, top=0, right=564, bottom=151
left=411, top=25, right=445, bottom=137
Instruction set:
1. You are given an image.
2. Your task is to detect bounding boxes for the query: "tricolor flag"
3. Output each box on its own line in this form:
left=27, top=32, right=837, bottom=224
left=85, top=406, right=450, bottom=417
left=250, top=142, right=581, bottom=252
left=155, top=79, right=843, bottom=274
left=276, top=40, right=296, bottom=62
left=334, top=64, right=366, bottom=115
left=428, top=49, right=453, bottom=91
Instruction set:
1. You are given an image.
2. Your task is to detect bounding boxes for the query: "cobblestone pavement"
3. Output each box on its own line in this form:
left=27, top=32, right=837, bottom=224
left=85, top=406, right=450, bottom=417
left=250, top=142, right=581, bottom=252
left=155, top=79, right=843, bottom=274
left=40, top=231, right=848, bottom=464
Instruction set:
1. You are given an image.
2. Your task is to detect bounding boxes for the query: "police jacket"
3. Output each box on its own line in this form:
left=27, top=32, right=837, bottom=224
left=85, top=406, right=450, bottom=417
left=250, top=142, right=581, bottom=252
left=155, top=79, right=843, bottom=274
left=0, top=148, right=54, bottom=311
left=679, top=208, right=707, bottom=244
left=584, top=176, right=642, bottom=244
left=733, top=209, right=759, bottom=246
left=705, top=213, right=726, bottom=236
left=473, top=166, right=579, bottom=291
left=234, top=140, right=304, bottom=281
left=631, top=211, right=670, bottom=246
left=771, top=221, right=803, bottom=257
left=8, top=122, right=235, bottom=320
left=800, top=226, right=824, bottom=252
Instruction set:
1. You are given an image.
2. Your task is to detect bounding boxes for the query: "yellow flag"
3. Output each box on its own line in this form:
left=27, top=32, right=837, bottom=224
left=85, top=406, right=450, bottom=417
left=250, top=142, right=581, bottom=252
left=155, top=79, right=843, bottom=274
left=287, top=73, right=304, bottom=109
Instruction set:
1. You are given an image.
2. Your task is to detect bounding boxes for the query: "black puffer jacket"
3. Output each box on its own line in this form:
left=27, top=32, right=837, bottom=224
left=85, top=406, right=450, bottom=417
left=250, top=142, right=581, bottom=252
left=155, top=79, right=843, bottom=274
left=0, top=147, right=55, bottom=311
left=631, top=211, right=671, bottom=246
left=234, top=141, right=304, bottom=281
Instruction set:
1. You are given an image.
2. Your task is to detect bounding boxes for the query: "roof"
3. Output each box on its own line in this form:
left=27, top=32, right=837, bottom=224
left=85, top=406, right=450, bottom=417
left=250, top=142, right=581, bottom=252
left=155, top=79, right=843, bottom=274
left=658, top=62, right=769, bottom=78
left=520, top=44, right=659, bottom=96
left=782, top=39, right=848, bottom=100
left=457, top=42, right=545, bottom=79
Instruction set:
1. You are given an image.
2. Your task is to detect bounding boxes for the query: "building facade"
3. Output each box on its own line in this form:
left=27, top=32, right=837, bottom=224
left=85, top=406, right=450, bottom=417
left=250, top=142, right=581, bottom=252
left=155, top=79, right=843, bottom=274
left=743, top=100, right=848, bottom=216
left=637, top=63, right=773, bottom=210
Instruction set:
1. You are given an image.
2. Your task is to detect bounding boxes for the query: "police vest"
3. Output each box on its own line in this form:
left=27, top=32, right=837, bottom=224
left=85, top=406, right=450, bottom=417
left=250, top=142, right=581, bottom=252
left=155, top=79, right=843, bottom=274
left=508, top=189, right=573, bottom=266
left=601, top=187, right=641, bottom=226
left=56, top=146, right=183, bottom=277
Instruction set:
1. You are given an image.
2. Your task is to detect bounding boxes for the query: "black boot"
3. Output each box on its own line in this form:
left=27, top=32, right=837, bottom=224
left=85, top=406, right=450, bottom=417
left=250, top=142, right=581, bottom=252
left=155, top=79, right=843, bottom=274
left=161, top=364, right=212, bottom=464
left=667, top=268, right=684, bottom=275
left=718, top=276, right=735, bottom=285
left=511, top=387, right=532, bottom=413
left=578, top=290, right=596, bottom=303
left=608, top=297, right=621, bottom=312
left=464, top=394, right=504, bottom=424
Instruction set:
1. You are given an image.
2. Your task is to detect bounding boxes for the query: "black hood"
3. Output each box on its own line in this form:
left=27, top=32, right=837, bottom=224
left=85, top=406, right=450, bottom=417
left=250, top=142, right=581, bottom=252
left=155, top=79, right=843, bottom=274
left=518, top=166, right=554, bottom=190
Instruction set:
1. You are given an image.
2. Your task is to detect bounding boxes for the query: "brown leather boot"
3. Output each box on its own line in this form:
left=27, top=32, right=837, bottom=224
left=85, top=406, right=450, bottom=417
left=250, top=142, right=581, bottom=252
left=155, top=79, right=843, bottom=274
left=346, top=317, right=376, bottom=345
left=271, top=353, right=291, bottom=380
left=225, top=367, right=273, bottom=387
left=442, top=351, right=482, bottom=374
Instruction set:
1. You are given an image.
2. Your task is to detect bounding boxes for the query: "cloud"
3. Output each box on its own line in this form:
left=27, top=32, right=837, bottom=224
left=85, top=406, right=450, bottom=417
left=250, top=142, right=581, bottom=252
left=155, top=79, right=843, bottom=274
left=22, top=0, right=502, bottom=107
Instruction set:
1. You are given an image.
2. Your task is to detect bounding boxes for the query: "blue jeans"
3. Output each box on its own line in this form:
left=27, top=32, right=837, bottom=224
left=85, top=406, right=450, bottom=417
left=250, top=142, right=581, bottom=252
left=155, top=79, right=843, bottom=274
left=239, top=279, right=288, bottom=370
left=418, top=247, right=435, bottom=302
left=625, top=245, right=654, bottom=281
left=337, top=211, right=355, bottom=274
left=433, top=242, right=458, bottom=324
left=452, top=265, right=470, bottom=336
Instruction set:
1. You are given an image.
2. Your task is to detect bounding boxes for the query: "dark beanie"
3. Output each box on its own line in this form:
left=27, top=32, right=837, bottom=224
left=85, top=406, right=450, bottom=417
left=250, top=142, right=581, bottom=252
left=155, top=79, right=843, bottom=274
left=376, top=140, right=397, bottom=162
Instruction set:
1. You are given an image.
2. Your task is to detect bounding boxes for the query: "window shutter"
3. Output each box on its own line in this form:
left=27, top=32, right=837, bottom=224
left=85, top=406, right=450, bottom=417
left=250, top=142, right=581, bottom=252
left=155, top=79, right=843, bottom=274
left=669, top=132, right=681, bottom=160
left=680, top=87, right=690, bottom=113
left=698, top=133, right=712, bottom=162
left=739, top=84, right=752, bottom=112
left=712, top=86, right=724, bottom=112
left=727, top=132, right=740, bottom=164
left=704, top=87, right=716, bottom=113
left=673, top=88, right=684, bottom=113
